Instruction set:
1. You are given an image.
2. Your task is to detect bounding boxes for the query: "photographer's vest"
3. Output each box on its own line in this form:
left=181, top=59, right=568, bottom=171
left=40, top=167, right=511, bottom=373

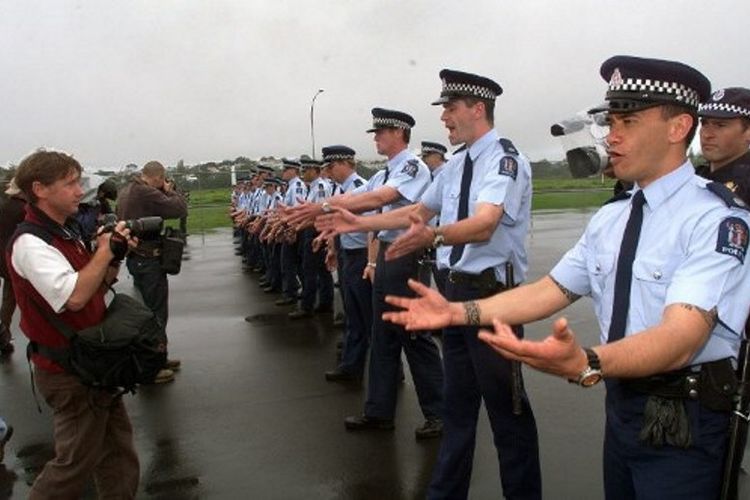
left=6, top=205, right=106, bottom=373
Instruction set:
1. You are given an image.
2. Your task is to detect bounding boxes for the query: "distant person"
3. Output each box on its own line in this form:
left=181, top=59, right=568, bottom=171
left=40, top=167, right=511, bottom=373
left=383, top=56, right=750, bottom=500
left=696, top=87, right=750, bottom=204
left=117, top=161, right=187, bottom=383
left=0, top=178, right=27, bottom=354
left=8, top=150, right=139, bottom=498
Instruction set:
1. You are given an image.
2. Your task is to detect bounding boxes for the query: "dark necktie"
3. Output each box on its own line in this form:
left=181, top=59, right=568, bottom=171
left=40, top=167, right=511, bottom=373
left=449, top=153, right=474, bottom=265
left=378, top=168, right=390, bottom=214
left=607, top=190, right=646, bottom=343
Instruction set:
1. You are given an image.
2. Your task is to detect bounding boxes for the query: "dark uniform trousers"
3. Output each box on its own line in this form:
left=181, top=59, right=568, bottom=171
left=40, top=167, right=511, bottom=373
left=263, top=242, right=282, bottom=291
left=428, top=277, right=541, bottom=500
left=126, top=254, right=168, bottom=345
left=337, top=247, right=372, bottom=376
left=300, top=227, right=333, bottom=312
left=364, top=242, right=444, bottom=420
left=281, top=239, right=301, bottom=300
left=603, top=381, right=729, bottom=500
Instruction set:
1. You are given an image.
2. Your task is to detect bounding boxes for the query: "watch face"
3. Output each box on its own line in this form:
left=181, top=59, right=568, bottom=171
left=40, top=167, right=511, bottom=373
left=581, top=372, right=603, bottom=387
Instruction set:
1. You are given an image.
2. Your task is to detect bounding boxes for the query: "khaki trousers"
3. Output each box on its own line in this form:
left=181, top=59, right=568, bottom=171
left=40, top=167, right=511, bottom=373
left=29, top=370, right=139, bottom=499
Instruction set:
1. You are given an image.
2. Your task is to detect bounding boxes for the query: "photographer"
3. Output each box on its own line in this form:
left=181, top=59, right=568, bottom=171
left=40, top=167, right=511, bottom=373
left=116, top=161, right=187, bottom=383
left=6, top=150, right=139, bottom=498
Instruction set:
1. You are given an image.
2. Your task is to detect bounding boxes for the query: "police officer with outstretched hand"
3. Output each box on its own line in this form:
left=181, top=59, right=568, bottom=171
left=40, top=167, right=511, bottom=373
left=382, top=56, right=750, bottom=500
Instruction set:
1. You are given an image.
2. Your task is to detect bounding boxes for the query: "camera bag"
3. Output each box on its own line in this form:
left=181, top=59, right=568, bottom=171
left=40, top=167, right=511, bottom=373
left=160, top=226, right=185, bottom=275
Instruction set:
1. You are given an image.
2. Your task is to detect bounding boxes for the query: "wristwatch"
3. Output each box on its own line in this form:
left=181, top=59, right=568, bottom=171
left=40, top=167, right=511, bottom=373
left=432, top=228, right=445, bottom=248
left=570, top=347, right=603, bottom=387
left=321, top=202, right=332, bottom=214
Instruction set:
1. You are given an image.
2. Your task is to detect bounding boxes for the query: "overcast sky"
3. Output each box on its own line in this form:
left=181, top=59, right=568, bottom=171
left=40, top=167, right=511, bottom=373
left=1, top=0, right=748, bottom=170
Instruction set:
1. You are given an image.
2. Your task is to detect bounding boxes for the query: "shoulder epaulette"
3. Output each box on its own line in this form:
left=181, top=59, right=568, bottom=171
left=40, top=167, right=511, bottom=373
left=498, top=138, right=519, bottom=155
left=707, top=181, right=748, bottom=210
left=603, top=190, right=632, bottom=205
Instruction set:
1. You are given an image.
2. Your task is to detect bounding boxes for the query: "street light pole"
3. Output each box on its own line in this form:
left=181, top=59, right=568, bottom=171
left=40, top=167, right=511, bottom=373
left=310, top=89, right=324, bottom=159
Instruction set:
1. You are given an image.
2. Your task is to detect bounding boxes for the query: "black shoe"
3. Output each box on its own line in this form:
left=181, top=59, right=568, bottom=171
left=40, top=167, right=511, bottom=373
left=289, top=309, right=313, bottom=319
left=344, top=415, right=394, bottom=431
left=335, top=338, right=344, bottom=349
left=314, top=304, right=333, bottom=314
left=333, top=314, right=345, bottom=327
left=325, top=369, right=359, bottom=382
left=263, top=286, right=280, bottom=294
left=415, top=419, right=443, bottom=440
left=275, top=297, right=297, bottom=306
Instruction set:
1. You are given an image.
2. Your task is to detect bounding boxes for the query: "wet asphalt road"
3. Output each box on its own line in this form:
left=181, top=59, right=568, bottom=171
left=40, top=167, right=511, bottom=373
left=0, top=209, right=747, bottom=499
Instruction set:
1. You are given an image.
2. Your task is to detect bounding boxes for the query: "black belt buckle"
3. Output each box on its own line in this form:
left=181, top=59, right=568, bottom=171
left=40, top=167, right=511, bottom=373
left=448, top=268, right=502, bottom=292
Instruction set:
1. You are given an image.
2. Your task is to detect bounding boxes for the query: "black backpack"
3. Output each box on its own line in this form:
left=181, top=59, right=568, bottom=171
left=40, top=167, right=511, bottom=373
left=16, top=221, right=167, bottom=392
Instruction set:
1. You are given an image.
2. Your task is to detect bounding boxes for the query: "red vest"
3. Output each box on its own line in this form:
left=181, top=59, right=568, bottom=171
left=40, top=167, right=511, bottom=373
left=6, top=205, right=106, bottom=373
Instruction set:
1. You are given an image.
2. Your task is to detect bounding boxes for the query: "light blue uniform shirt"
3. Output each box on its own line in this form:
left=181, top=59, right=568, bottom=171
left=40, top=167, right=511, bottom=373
left=306, top=177, right=333, bottom=204
left=377, top=149, right=431, bottom=242
left=550, top=162, right=750, bottom=364
left=284, top=176, right=307, bottom=208
left=427, top=163, right=446, bottom=228
left=339, top=172, right=369, bottom=249
left=266, top=190, right=283, bottom=211
left=421, top=129, right=532, bottom=283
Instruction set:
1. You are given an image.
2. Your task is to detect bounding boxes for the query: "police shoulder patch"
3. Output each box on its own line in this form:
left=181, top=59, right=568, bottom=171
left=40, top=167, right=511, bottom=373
left=401, top=159, right=420, bottom=178
left=498, top=156, right=518, bottom=180
left=716, top=216, right=749, bottom=263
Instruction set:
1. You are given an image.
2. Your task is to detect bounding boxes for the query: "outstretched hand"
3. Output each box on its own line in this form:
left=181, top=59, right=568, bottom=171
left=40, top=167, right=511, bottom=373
left=477, top=316, right=587, bottom=380
left=283, top=201, right=321, bottom=227
left=385, top=213, right=432, bottom=261
left=383, top=279, right=454, bottom=330
left=314, top=206, right=361, bottom=237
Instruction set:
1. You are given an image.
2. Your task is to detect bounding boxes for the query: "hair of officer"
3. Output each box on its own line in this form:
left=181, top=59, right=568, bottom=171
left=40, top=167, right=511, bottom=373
left=401, top=127, right=411, bottom=144
left=660, top=104, right=698, bottom=146
left=460, top=97, right=495, bottom=126
left=15, top=150, right=82, bottom=203
left=142, top=161, right=166, bottom=179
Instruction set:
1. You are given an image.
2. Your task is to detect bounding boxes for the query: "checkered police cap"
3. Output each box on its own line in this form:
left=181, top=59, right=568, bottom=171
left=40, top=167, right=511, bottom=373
left=432, top=69, right=503, bottom=105
left=593, top=56, right=711, bottom=114
left=300, top=158, right=323, bottom=170
left=366, top=108, right=416, bottom=133
left=322, top=145, right=356, bottom=164
left=281, top=158, right=301, bottom=170
left=699, top=87, right=750, bottom=119
left=420, top=141, right=447, bottom=157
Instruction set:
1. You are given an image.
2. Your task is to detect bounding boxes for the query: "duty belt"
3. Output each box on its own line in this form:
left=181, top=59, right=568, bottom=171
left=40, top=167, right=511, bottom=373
left=624, top=358, right=737, bottom=412
left=447, top=268, right=507, bottom=291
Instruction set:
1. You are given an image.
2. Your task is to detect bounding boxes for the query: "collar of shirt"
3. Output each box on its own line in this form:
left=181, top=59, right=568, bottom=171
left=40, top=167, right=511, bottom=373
left=466, top=129, right=500, bottom=163
left=637, top=160, right=694, bottom=211
left=431, top=163, right=446, bottom=178
left=386, top=148, right=412, bottom=170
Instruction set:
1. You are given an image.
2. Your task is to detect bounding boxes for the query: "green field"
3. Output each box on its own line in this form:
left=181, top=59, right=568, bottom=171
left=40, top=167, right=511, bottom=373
left=182, top=178, right=614, bottom=233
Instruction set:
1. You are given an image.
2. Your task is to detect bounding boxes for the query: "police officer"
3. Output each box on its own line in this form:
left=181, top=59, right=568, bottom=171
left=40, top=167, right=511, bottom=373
left=320, top=145, right=372, bottom=382
left=117, top=160, right=187, bottom=383
left=385, top=56, right=750, bottom=500
left=288, top=108, right=445, bottom=437
left=276, top=159, right=306, bottom=306
left=317, top=70, right=542, bottom=499
left=259, top=177, right=285, bottom=294
left=419, top=141, right=449, bottom=295
left=697, top=87, right=750, bottom=204
left=290, top=158, right=334, bottom=318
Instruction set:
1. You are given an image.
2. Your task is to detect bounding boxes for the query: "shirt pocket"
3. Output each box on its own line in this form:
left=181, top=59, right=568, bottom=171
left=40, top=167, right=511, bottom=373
left=632, top=255, right=677, bottom=320
left=586, top=252, right=615, bottom=301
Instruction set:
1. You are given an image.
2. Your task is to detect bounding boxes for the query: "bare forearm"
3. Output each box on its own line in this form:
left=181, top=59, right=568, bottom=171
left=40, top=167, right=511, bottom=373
left=448, top=275, right=571, bottom=326
left=332, top=188, right=396, bottom=214
left=355, top=205, right=420, bottom=232
left=594, top=304, right=712, bottom=378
